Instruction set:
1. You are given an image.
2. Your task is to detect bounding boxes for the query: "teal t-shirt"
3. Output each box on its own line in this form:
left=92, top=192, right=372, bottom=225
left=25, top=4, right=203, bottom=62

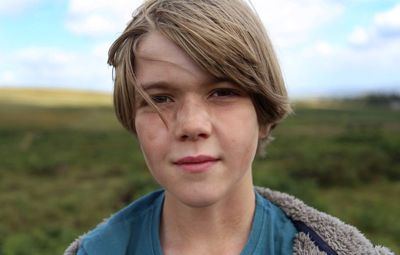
left=77, top=190, right=297, bottom=255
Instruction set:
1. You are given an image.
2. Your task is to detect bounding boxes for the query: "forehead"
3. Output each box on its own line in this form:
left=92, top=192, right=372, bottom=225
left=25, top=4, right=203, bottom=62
left=135, top=31, right=211, bottom=81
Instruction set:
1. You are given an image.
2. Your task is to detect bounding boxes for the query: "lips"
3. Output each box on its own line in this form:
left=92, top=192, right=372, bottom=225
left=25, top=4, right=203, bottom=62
left=174, top=155, right=219, bottom=173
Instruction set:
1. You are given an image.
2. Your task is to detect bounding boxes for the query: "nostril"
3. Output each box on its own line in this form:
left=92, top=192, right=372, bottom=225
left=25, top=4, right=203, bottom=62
left=179, top=131, right=209, bottom=141
left=177, top=123, right=211, bottom=141
left=198, top=132, right=209, bottom=139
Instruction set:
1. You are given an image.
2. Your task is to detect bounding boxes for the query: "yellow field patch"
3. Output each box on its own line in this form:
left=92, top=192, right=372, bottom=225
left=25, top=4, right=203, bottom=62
left=0, top=87, right=112, bottom=107
left=292, top=98, right=346, bottom=109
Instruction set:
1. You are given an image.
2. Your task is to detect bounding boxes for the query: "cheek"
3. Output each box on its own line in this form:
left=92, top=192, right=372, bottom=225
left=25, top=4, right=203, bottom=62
left=230, top=125, right=259, bottom=160
left=216, top=103, right=260, bottom=159
left=135, top=114, right=166, bottom=162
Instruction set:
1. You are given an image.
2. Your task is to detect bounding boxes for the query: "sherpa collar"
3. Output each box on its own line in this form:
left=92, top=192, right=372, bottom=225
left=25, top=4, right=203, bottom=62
left=255, top=187, right=394, bottom=255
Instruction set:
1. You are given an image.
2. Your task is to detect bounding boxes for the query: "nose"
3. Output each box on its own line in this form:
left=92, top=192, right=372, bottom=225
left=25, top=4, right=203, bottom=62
left=174, top=97, right=212, bottom=141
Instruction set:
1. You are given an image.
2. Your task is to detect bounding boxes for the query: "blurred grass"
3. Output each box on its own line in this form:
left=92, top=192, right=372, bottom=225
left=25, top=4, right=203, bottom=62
left=0, top=88, right=399, bottom=254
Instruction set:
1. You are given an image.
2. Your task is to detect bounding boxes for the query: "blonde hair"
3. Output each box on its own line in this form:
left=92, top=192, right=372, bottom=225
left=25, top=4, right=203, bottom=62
left=108, top=0, right=292, bottom=153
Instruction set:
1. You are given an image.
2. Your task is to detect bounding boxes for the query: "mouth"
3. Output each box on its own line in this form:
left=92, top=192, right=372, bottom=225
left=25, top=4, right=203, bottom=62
left=173, top=155, right=219, bottom=173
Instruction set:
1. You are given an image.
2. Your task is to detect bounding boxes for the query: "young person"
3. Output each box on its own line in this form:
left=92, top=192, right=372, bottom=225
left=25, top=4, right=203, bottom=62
left=65, top=0, right=393, bottom=254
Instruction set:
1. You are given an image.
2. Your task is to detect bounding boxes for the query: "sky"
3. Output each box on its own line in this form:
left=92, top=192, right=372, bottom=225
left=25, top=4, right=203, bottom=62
left=1, top=0, right=400, bottom=99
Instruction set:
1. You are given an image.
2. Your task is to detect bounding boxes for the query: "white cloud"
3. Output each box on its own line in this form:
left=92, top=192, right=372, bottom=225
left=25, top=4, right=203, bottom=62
left=66, top=0, right=143, bottom=37
left=0, top=70, right=17, bottom=84
left=348, top=26, right=370, bottom=46
left=250, top=0, right=344, bottom=48
left=66, top=14, right=117, bottom=37
left=16, top=47, right=78, bottom=65
left=0, top=0, right=39, bottom=15
left=92, top=41, right=113, bottom=59
left=1, top=47, right=113, bottom=91
left=374, top=4, right=400, bottom=37
left=348, top=4, right=400, bottom=47
left=281, top=3, right=400, bottom=98
left=314, top=41, right=335, bottom=56
left=285, top=28, right=400, bottom=98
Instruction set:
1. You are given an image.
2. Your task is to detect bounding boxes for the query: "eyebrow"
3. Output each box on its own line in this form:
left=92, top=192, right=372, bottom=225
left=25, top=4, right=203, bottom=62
left=140, top=78, right=232, bottom=92
left=140, top=81, right=176, bottom=92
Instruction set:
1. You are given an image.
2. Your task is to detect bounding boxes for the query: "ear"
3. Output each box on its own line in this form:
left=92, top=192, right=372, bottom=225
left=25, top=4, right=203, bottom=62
left=259, top=124, right=272, bottom=139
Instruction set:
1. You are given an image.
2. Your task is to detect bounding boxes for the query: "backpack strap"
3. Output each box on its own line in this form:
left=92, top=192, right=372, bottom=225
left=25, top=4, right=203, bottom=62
left=292, top=220, right=338, bottom=255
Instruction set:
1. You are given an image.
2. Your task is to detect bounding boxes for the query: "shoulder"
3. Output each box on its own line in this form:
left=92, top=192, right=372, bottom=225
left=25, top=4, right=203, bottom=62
left=255, top=186, right=394, bottom=255
left=63, top=190, right=164, bottom=255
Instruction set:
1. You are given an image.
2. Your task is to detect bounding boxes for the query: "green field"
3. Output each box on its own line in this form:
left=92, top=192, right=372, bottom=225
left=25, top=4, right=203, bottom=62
left=0, top=88, right=399, bottom=254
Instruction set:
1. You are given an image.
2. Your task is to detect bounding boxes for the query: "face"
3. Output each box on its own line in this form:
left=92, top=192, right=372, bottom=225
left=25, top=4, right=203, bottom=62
left=134, top=31, right=267, bottom=208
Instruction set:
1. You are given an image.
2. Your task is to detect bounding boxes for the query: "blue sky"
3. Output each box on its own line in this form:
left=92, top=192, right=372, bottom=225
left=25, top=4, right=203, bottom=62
left=1, top=0, right=400, bottom=98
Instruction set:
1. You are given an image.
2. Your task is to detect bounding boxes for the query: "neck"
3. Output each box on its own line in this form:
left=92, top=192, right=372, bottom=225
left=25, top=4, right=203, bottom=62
left=160, top=175, right=255, bottom=254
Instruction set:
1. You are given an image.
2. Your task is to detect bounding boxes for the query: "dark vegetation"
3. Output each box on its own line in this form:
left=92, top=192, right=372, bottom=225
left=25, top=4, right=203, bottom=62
left=0, top=92, right=399, bottom=254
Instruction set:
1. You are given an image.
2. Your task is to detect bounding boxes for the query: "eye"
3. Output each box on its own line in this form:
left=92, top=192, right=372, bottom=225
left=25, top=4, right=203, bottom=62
left=151, top=95, right=173, bottom=104
left=210, top=88, right=241, bottom=98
